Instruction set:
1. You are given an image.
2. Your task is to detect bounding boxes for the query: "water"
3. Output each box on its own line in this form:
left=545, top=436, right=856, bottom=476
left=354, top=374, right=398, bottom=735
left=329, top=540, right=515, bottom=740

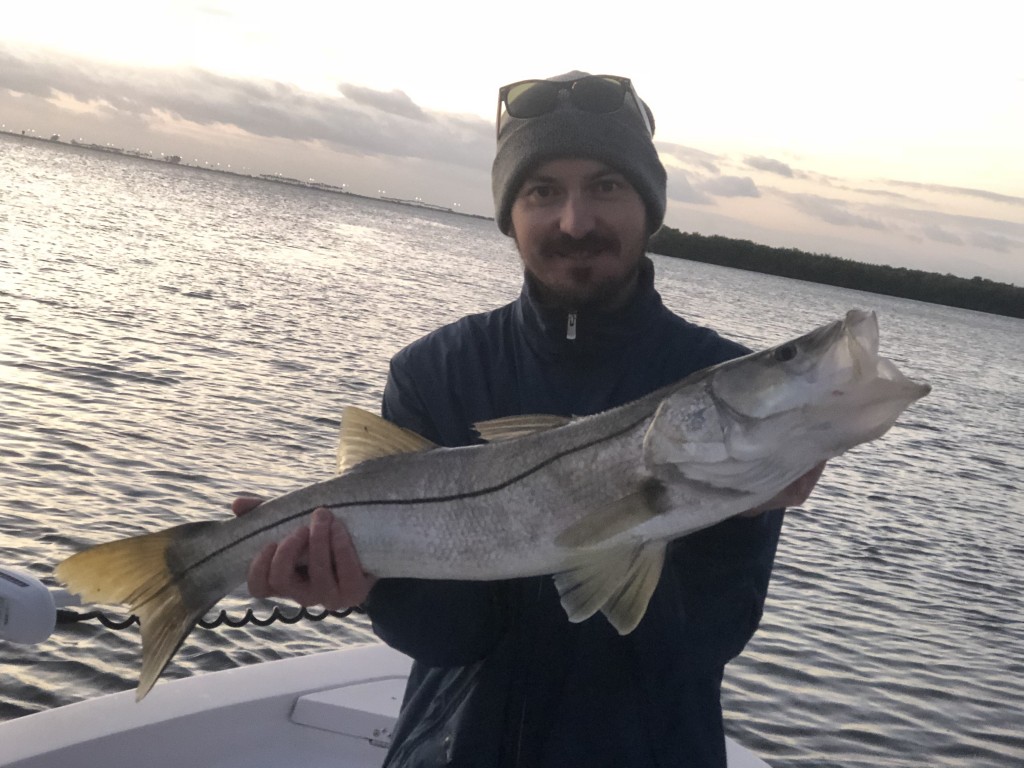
left=2, top=135, right=1022, bottom=767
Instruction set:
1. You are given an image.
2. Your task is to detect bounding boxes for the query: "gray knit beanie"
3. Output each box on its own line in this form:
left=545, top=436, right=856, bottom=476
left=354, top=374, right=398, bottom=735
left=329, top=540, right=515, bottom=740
left=492, top=71, right=667, bottom=236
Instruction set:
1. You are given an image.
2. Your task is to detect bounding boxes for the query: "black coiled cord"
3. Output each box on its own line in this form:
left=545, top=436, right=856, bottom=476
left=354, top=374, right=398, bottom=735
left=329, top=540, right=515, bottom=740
left=55, top=604, right=360, bottom=631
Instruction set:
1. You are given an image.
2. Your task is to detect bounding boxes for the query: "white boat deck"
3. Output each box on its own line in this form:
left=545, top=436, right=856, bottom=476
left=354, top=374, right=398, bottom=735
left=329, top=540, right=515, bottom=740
left=0, top=643, right=768, bottom=767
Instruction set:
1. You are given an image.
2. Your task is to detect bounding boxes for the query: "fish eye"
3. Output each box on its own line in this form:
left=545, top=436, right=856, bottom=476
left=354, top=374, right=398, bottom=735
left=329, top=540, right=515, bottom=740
left=774, top=343, right=798, bottom=363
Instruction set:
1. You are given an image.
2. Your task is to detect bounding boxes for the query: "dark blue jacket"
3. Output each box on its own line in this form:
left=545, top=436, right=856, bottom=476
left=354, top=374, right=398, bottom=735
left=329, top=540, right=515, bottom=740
left=366, top=258, right=785, bottom=767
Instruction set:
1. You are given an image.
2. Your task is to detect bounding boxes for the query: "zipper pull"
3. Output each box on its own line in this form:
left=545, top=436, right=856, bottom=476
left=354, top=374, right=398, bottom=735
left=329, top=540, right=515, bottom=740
left=566, top=312, right=577, bottom=340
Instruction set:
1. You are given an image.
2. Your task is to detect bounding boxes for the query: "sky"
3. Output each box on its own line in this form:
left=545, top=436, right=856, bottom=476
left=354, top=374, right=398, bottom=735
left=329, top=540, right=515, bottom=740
left=2, top=0, right=1022, bottom=286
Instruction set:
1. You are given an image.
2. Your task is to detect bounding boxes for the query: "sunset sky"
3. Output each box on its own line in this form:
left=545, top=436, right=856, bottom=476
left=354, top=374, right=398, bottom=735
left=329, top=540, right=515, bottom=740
left=3, top=0, right=1022, bottom=285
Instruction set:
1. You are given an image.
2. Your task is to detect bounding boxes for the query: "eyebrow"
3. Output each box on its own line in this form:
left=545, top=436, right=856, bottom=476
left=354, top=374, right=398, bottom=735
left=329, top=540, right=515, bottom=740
left=522, top=167, right=627, bottom=185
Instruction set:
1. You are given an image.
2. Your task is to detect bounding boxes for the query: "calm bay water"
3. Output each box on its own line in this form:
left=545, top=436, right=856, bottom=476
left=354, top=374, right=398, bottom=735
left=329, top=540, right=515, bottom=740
left=1, top=134, right=1022, bottom=767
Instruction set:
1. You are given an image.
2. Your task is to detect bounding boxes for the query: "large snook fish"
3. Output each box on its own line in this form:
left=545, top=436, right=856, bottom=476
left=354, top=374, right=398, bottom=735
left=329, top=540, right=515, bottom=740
left=56, top=309, right=929, bottom=699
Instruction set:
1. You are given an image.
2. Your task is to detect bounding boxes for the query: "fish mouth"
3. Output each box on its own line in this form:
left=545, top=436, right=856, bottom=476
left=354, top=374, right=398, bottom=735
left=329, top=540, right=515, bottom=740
left=801, top=310, right=877, bottom=366
left=844, top=308, right=880, bottom=357
left=798, top=310, right=883, bottom=388
left=840, top=310, right=930, bottom=400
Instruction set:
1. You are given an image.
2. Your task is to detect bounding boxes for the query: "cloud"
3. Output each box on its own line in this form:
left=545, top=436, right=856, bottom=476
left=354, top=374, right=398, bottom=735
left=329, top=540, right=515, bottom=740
left=782, top=192, right=888, bottom=231
left=657, top=142, right=721, bottom=174
left=0, top=46, right=491, bottom=170
left=885, top=179, right=1024, bottom=206
left=698, top=175, right=760, bottom=198
left=656, top=144, right=766, bottom=201
left=922, top=224, right=964, bottom=245
left=856, top=199, right=1024, bottom=253
left=337, top=84, right=427, bottom=120
left=667, top=172, right=713, bottom=204
left=744, top=155, right=795, bottom=178
left=969, top=230, right=1016, bottom=253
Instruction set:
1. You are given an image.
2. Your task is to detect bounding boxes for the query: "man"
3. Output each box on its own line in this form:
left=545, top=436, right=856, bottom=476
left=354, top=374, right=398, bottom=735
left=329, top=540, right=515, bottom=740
left=237, top=72, right=823, bottom=766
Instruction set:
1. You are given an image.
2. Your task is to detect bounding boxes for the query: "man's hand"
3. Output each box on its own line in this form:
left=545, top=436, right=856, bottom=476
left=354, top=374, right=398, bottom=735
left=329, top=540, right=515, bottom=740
left=232, top=498, right=377, bottom=610
left=739, top=461, right=827, bottom=517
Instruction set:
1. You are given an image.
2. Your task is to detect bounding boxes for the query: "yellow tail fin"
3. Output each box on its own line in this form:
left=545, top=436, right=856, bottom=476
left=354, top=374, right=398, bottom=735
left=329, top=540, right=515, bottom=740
left=56, top=522, right=219, bottom=700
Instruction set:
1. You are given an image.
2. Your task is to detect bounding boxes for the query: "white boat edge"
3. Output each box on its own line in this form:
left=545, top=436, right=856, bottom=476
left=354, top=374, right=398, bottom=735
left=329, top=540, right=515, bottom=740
left=0, top=643, right=770, bottom=767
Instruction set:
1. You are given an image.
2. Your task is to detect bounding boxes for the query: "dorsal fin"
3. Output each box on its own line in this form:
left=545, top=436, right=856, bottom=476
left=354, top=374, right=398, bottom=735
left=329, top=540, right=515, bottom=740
left=473, top=414, right=572, bottom=443
left=337, top=406, right=436, bottom=473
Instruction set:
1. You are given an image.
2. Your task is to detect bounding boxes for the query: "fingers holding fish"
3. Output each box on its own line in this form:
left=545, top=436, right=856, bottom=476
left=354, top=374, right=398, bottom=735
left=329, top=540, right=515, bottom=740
left=246, top=508, right=376, bottom=610
left=307, top=508, right=377, bottom=610
left=246, top=541, right=279, bottom=599
left=231, top=495, right=264, bottom=517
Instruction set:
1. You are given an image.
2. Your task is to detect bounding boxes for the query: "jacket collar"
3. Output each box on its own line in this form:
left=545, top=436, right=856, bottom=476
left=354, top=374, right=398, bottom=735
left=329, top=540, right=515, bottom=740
left=514, top=256, right=666, bottom=359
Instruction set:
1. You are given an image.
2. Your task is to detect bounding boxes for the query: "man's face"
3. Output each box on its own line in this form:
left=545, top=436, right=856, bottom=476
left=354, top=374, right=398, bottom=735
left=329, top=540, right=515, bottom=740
left=509, top=158, right=648, bottom=311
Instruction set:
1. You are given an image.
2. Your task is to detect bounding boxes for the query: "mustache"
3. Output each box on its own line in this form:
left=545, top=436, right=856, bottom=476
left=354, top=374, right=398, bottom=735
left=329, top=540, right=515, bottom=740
left=544, top=232, right=619, bottom=254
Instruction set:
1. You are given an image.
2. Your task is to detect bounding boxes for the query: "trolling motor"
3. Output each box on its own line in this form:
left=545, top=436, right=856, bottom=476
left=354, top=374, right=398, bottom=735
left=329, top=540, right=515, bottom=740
left=0, top=567, right=77, bottom=644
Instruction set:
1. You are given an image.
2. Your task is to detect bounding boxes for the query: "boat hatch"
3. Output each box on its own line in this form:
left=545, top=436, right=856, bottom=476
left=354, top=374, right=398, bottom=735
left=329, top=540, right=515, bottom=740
left=291, top=675, right=408, bottom=748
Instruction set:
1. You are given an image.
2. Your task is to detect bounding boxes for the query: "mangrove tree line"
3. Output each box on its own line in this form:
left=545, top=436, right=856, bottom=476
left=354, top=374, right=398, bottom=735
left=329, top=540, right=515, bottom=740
left=649, top=228, right=1023, bottom=319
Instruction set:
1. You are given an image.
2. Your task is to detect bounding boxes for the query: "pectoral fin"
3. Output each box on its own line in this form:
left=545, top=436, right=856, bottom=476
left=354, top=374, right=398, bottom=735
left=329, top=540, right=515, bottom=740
left=553, top=541, right=667, bottom=635
left=337, top=406, right=436, bottom=473
left=473, top=414, right=572, bottom=442
left=553, top=479, right=665, bottom=549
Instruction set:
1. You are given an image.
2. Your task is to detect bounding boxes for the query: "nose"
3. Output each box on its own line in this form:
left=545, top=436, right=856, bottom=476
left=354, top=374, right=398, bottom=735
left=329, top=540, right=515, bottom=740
left=557, top=192, right=598, bottom=239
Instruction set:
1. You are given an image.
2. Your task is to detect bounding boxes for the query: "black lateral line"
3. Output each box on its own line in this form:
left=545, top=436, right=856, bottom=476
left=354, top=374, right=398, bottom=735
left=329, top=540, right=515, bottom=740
left=147, top=410, right=652, bottom=609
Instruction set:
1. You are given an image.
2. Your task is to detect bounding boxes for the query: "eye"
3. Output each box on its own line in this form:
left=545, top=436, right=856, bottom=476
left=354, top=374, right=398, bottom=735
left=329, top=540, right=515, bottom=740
left=520, top=183, right=558, bottom=202
left=593, top=176, right=628, bottom=196
left=774, top=343, right=798, bottom=362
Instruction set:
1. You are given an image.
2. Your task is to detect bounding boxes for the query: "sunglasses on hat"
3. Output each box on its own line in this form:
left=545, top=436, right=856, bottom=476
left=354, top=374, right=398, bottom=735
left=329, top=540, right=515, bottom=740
left=496, top=74, right=654, bottom=140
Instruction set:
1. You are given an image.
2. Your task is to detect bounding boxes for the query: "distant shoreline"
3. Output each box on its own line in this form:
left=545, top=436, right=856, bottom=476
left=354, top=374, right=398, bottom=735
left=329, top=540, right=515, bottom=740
left=0, top=129, right=492, bottom=222
left=6, top=130, right=1019, bottom=314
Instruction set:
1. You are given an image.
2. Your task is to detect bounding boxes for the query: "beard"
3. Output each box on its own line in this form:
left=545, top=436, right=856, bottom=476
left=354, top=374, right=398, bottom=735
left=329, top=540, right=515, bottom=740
left=518, top=230, right=649, bottom=311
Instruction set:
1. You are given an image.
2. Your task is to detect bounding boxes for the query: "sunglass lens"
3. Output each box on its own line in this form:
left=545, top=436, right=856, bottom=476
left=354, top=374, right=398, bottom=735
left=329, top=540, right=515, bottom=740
left=571, top=77, right=627, bottom=113
left=505, top=82, right=560, bottom=118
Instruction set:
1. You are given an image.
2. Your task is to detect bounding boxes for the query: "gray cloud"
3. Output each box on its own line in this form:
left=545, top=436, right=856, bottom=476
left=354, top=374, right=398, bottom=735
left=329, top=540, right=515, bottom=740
left=846, top=185, right=915, bottom=201
left=969, top=231, right=1016, bottom=253
left=698, top=175, right=760, bottom=198
left=774, top=192, right=1024, bottom=255
left=922, top=224, right=964, bottom=245
left=656, top=144, right=765, bottom=201
left=886, top=179, right=1024, bottom=206
left=744, top=155, right=795, bottom=178
left=782, top=192, right=888, bottom=231
left=856, top=199, right=1024, bottom=253
left=0, top=46, right=491, bottom=170
left=337, top=84, right=427, bottom=120
left=657, top=142, right=721, bottom=174
left=667, top=173, right=713, bottom=204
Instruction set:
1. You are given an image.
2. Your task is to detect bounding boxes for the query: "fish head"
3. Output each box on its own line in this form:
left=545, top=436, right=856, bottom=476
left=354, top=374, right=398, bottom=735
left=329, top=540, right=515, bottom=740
left=710, top=309, right=931, bottom=462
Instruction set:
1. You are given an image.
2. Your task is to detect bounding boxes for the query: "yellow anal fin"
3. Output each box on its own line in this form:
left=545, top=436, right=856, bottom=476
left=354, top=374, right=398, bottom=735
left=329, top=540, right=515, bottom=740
left=337, top=406, right=437, bottom=474
left=554, top=479, right=665, bottom=549
left=473, top=414, right=571, bottom=443
left=135, top=578, right=208, bottom=701
left=56, top=521, right=221, bottom=700
left=553, top=540, right=667, bottom=635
